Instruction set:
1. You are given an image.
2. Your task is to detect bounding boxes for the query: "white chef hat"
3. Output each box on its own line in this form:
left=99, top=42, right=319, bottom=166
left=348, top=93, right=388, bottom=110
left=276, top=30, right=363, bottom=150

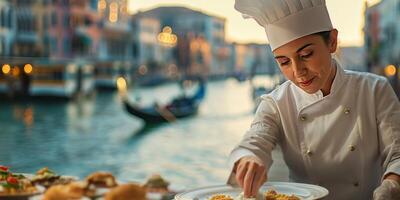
left=235, top=0, right=333, bottom=51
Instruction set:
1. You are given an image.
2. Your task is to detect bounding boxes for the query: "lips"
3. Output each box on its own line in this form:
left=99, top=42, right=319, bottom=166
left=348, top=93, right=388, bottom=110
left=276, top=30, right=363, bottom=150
left=299, top=77, right=315, bottom=87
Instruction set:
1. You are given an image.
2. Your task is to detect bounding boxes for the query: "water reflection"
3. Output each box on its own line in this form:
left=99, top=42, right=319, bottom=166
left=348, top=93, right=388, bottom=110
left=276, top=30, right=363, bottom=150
left=0, top=76, right=288, bottom=188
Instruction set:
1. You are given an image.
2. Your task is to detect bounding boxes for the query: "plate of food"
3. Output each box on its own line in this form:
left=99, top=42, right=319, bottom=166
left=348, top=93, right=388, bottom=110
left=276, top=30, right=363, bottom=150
left=30, top=167, right=77, bottom=188
left=32, top=171, right=120, bottom=200
left=0, top=165, right=45, bottom=200
left=175, top=182, right=329, bottom=200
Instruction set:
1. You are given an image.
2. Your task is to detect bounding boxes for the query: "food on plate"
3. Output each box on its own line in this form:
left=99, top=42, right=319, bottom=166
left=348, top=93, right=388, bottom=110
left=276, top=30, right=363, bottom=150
left=104, top=183, right=146, bottom=200
left=209, top=194, right=234, bottom=200
left=0, top=165, right=38, bottom=196
left=144, top=174, right=170, bottom=193
left=264, top=189, right=300, bottom=200
left=0, top=165, right=10, bottom=181
left=43, top=181, right=95, bottom=200
left=0, top=176, right=38, bottom=195
left=31, top=167, right=75, bottom=188
left=234, top=192, right=257, bottom=200
left=85, top=171, right=118, bottom=188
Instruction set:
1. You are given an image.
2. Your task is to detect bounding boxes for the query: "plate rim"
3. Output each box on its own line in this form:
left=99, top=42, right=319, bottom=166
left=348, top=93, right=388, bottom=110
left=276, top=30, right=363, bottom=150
left=175, top=181, right=329, bottom=200
left=261, top=182, right=329, bottom=198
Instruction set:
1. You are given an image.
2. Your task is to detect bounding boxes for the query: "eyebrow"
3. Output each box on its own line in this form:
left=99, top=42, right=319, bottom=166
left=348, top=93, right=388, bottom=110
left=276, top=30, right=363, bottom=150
left=274, top=43, right=314, bottom=59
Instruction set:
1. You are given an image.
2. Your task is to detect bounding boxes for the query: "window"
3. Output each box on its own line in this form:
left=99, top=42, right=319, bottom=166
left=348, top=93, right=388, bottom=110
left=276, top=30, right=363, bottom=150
left=43, top=14, right=49, bottom=30
left=64, top=13, right=69, bottom=28
left=0, top=9, right=4, bottom=27
left=64, top=37, right=70, bottom=55
left=7, top=9, right=12, bottom=29
left=51, top=12, right=57, bottom=26
left=50, top=37, right=57, bottom=53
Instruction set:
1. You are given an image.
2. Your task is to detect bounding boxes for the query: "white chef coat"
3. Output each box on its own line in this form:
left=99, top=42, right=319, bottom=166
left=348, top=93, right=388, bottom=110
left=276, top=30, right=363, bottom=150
left=228, top=61, right=400, bottom=200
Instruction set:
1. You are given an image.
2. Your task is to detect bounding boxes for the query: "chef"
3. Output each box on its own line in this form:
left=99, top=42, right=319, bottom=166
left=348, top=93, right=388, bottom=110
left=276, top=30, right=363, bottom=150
left=227, top=0, right=400, bottom=199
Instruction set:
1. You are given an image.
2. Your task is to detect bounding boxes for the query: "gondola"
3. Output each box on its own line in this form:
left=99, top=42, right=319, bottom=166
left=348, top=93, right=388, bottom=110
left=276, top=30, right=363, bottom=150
left=117, top=77, right=206, bottom=124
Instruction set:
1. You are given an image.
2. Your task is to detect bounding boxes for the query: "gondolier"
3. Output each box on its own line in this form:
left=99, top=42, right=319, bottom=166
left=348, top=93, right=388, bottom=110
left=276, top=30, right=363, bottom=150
left=227, top=0, right=400, bottom=199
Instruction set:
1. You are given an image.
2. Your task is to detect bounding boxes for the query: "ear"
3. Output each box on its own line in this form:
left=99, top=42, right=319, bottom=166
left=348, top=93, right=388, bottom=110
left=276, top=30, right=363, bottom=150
left=329, top=29, right=338, bottom=53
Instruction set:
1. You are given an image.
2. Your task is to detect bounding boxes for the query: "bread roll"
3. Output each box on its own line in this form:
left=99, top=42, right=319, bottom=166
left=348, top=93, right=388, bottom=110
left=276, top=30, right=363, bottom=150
left=104, top=183, right=146, bottom=200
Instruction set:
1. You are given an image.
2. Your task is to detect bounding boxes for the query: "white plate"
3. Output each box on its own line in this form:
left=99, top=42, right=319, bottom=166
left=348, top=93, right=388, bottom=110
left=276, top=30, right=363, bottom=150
left=175, top=182, right=329, bottom=200
left=0, top=185, right=45, bottom=200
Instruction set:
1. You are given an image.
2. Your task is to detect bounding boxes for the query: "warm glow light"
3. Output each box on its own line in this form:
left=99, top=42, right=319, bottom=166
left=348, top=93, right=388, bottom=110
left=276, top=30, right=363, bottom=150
left=24, top=64, right=33, bottom=74
left=120, top=5, right=127, bottom=13
left=127, top=0, right=367, bottom=46
left=109, top=13, right=118, bottom=22
left=116, top=77, right=128, bottom=98
left=385, top=65, right=396, bottom=77
left=171, top=35, right=177, bottom=43
left=163, top=26, right=172, bottom=34
left=157, top=26, right=178, bottom=47
left=116, top=77, right=127, bottom=91
left=23, top=107, right=34, bottom=127
left=12, top=66, right=20, bottom=76
left=2, top=64, right=11, bottom=74
left=98, top=0, right=106, bottom=10
left=109, top=2, right=119, bottom=22
left=110, top=2, right=118, bottom=11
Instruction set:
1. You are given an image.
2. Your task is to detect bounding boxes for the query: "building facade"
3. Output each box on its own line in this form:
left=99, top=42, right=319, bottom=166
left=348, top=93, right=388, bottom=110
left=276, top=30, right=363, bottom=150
left=364, top=0, right=400, bottom=96
left=133, top=6, right=229, bottom=77
left=0, top=0, right=15, bottom=57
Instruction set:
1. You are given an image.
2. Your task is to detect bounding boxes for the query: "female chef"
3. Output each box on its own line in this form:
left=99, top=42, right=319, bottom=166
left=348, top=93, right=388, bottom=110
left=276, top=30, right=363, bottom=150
left=227, top=0, right=400, bottom=199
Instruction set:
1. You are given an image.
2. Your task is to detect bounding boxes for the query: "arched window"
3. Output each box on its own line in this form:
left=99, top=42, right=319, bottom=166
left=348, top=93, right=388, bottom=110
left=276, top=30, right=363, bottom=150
left=0, top=8, right=4, bottom=28
left=7, top=8, right=12, bottom=29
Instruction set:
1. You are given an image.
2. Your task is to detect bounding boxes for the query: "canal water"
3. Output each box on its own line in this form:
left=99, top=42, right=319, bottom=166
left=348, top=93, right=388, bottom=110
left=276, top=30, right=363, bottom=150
left=0, top=77, right=288, bottom=190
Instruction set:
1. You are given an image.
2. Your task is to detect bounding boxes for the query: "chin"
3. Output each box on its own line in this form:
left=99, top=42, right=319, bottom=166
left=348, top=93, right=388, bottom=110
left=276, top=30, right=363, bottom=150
left=299, top=86, right=319, bottom=94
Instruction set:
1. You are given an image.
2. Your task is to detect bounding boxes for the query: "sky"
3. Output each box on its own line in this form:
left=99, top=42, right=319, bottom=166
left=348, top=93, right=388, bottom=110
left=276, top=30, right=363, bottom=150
left=128, top=0, right=381, bottom=47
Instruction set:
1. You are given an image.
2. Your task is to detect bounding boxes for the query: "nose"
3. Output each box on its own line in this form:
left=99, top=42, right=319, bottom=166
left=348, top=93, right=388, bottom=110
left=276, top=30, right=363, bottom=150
left=292, top=59, right=307, bottom=77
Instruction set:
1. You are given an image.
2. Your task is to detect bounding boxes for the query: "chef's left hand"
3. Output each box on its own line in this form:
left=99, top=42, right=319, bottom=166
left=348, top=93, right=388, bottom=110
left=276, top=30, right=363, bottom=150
left=373, top=179, right=400, bottom=200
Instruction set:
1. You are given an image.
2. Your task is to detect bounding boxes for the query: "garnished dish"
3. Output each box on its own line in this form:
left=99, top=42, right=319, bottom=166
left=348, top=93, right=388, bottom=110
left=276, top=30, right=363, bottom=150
left=43, top=171, right=120, bottom=200
left=144, top=174, right=170, bottom=194
left=209, top=194, right=234, bottom=200
left=85, top=171, right=118, bottom=188
left=31, top=167, right=75, bottom=188
left=210, top=192, right=258, bottom=200
left=43, top=181, right=96, bottom=200
left=1, top=164, right=185, bottom=200
left=264, top=189, right=300, bottom=200
left=0, top=165, right=41, bottom=197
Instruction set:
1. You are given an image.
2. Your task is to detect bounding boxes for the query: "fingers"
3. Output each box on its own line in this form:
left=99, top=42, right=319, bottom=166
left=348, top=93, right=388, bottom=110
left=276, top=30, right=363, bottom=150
left=252, top=167, right=267, bottom=195
left=243, top=162, right=256, bottom=197
left=235, top=161, right=248, bottom=188
left=234, top=156, right=267, bottom=198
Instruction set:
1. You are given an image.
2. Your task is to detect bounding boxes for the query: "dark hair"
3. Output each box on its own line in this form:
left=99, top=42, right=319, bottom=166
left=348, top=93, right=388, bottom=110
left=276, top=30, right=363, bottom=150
left=314, top=30, right=331, bottom=44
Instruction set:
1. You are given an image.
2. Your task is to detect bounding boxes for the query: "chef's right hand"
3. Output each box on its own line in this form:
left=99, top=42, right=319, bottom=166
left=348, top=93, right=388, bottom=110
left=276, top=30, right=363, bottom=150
left=234, top=155, right=267, bottom=198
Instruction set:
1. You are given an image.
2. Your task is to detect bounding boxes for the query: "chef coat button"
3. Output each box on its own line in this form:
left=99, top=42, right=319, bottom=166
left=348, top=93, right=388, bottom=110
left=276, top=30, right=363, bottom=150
left=353, top=182, right=359, bottom=187
left=344, top=108, right=351, bottom=115
left=306, top=149, right=313, bottom=156
left=300, top=115, right=307, bottom=121
left=349, top=145, right=356, bottom=151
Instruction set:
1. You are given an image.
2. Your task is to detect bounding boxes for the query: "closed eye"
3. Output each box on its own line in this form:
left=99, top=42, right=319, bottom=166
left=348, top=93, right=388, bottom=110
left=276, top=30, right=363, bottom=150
left=301, top=52, right=313, bottom=59
left=280, top=60, right=290, bottom=66
left=275, top=57, right=290, bottom=66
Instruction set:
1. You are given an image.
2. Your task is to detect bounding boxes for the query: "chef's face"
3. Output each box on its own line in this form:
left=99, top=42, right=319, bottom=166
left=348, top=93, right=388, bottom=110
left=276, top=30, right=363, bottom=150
left=273, top=29, right=338, bottom=95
